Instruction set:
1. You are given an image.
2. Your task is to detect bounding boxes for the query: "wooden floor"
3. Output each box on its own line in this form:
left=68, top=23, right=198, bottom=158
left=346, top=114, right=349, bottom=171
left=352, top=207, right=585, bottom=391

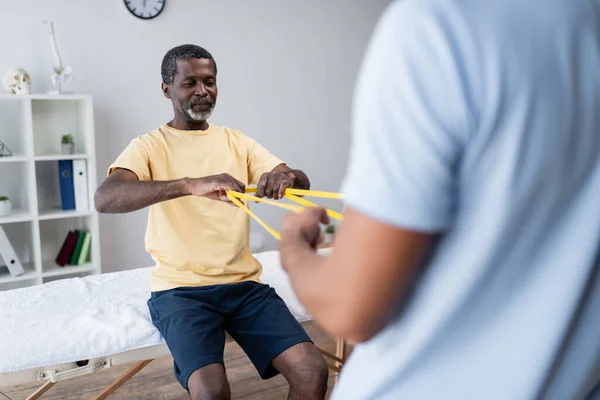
left=0, top=325, right=348, bottom=400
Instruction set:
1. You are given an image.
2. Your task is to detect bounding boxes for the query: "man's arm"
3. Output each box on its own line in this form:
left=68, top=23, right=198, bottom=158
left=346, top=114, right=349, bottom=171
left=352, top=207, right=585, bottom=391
left=94, top=168, right=246, bottom=214
left=279, top=0, right=470, bottom=344
left=280, top=207, right=433, bottom=343
left=255, top=164, right=310, bottom=200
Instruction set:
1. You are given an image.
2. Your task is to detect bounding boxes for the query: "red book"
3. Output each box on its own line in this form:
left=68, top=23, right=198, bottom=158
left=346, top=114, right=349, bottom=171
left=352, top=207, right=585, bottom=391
left=55, top=230, right=79, bottom=266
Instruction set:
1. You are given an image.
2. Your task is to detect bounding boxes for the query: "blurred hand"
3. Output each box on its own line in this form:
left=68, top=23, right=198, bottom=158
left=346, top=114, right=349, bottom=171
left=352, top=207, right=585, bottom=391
left=281, top=206, right=330, bottom=249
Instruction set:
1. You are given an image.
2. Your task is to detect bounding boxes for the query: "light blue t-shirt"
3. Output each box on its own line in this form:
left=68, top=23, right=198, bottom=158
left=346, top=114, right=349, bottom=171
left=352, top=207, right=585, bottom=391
left=336, top=0, right=600, bottom=399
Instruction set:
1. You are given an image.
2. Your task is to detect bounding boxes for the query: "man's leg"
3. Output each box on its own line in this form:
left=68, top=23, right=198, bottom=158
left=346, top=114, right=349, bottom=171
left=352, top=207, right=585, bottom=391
left=147, top=287, right=229, bottom=399
left=271, top=342, right=329, bottom=400
left=187, top=363, right=230, bottom=400
left=226, top=282, right=329, bottom=400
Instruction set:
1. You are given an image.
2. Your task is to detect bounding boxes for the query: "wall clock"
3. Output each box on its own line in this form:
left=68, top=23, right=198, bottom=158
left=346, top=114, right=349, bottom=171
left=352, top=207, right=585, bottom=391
left=124, top=0, right=165, bottom=20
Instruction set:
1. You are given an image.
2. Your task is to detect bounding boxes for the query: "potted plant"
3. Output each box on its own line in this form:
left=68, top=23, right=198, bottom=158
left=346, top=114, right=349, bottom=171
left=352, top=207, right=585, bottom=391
left=0, top=196, right=11, bottom=216
left=61, top=134, right=74, bottom=154
left=325, top=224, right=335, bottom=243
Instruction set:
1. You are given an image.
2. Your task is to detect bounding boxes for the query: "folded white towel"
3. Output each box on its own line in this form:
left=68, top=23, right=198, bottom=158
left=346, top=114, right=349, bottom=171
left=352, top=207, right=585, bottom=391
left=0, top=250, right=309, bottom=373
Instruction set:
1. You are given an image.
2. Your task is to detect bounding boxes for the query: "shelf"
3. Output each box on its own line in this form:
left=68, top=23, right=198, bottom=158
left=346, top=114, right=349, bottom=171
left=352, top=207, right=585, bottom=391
left=0, top=209, right=33, bottom=224
left=0, top=94, right=91, bottom=101
left=34, top=154, right=89, bottom=161
left=0, top=262, right=37, bottom=284
left=0, top=154, right=30, bottom=162
left=1, top=93, right=100, bottom=291
left=42, top=263, right=96, bottom=278
left=38, top=209, right=92, bottom=221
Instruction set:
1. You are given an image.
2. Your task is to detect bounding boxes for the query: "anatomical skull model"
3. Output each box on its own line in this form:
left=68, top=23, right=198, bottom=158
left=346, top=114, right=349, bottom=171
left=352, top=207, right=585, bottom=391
left=2, top=69, right=32, bottom=95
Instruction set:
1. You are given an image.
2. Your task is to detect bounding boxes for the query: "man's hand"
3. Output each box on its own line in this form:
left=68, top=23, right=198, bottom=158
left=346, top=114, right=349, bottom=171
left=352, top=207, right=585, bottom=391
left=280, top=206, right=433, bottom=343
left=256, top=171, right=296, bottom=200
left=186, top=173, right=245, bottom=204
left=280, top=207, right=330, bottom=255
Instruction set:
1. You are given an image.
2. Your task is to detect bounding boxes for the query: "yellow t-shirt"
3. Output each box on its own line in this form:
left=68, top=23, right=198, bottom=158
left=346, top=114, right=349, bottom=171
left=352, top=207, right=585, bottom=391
left=108, top=124, right=284, bottom=292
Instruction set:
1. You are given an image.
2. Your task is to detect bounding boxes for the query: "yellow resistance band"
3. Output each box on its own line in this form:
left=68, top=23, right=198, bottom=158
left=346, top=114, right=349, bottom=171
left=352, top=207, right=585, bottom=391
left=226, top=188, right=343, bottom=240
left=244, top=187, right=342, bottom=200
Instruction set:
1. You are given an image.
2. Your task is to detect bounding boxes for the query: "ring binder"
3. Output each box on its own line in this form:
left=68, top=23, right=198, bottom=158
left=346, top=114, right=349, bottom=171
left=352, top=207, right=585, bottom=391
left=0, top=225, right=25, bottom=277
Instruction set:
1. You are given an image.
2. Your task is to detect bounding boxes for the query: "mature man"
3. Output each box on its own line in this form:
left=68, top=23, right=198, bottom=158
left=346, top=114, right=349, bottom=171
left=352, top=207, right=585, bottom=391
left=95, top=44, right=328, bottom=400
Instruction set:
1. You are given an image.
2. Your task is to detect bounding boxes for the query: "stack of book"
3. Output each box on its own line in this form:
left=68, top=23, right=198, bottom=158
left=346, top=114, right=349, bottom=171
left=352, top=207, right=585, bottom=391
left=55, top=230, right=92, bottom=267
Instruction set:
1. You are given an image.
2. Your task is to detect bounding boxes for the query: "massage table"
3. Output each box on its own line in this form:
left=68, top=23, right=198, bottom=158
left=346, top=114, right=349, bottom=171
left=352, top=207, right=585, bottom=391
left=0, top=249, right=347, bottom=399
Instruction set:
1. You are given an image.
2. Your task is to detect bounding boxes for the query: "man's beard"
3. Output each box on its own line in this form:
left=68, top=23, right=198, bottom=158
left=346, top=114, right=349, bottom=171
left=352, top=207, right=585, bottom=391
left=185, top=99, right=214, bottom=121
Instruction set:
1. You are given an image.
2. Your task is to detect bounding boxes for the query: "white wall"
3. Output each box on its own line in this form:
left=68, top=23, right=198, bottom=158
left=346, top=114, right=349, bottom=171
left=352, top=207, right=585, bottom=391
left=1, top=0, right=389, bottom=273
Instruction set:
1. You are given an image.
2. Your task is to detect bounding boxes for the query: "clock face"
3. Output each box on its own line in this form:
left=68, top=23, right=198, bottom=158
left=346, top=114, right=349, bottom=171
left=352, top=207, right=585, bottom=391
left=124, top=0, right=165, bottom=20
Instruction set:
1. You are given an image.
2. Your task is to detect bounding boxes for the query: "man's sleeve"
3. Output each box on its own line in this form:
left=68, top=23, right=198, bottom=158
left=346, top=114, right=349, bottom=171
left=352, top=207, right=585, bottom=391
left=341, top=1, right=474, bottom=232
left=245, top=136, right=285, bottom=185
left=107, top=137, right=152, bottom=181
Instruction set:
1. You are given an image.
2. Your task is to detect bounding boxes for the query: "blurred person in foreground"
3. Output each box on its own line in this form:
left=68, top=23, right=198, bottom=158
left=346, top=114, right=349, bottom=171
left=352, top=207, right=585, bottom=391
left=279, top=0, right=600, bottom=399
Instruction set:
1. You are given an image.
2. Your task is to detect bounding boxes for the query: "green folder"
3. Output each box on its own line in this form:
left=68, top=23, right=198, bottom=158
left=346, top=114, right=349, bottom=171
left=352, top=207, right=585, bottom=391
left=68, top=230, right=86, bottom=265
left=77, top=232, right=92, bottom=265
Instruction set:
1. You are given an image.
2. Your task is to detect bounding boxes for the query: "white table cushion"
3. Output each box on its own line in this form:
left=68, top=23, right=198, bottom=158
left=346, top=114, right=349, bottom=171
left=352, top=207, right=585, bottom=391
left=0, top=250, right=309, bottom=373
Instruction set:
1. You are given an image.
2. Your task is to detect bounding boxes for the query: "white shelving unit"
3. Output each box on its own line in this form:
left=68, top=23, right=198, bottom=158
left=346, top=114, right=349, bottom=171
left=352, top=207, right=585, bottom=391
left=0, top=94, right=101, bottom=291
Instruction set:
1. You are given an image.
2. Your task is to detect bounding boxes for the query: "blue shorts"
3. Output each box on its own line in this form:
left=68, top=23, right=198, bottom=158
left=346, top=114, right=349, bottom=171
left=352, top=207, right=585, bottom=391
left=147, top=281, right=312, bottom=390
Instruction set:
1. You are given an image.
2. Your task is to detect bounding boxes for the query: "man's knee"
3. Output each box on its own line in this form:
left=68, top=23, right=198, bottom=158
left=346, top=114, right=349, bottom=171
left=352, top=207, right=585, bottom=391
left=187, top=363, right=230, bottom=400
left=287, top=349, right=329, bottom=391
left=305, top=354, right=329, bottom=387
